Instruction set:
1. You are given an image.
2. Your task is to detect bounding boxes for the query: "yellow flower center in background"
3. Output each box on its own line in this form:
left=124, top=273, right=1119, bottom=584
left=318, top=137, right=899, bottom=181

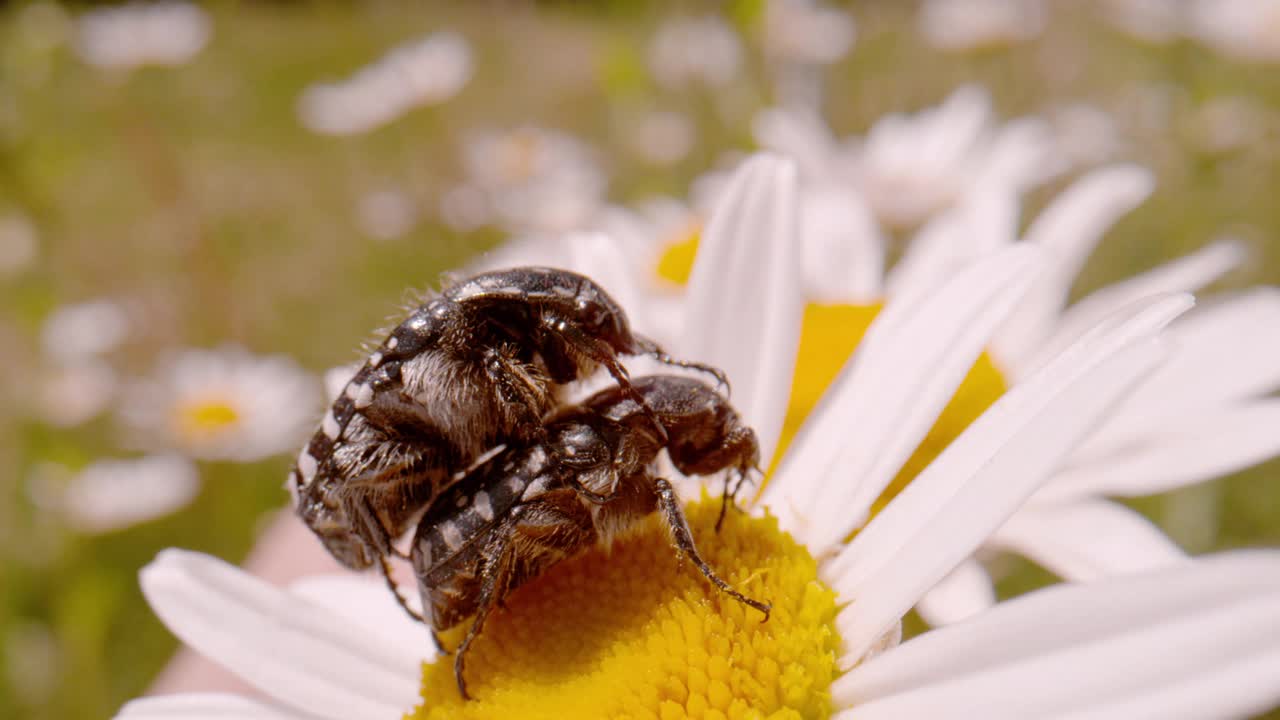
left=177, top=398, right=240, bottom=438
left=655, top=225, right=702, bottom=286
left=409, top=500, right=840, bottom=719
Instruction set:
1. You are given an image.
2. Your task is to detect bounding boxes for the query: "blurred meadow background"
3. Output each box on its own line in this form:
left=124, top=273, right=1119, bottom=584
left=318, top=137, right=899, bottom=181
left=2, top=1, right=1280, bottom=718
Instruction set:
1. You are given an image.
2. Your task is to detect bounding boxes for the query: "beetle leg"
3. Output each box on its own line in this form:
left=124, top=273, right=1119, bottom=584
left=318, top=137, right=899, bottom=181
left=378, top=554, right=432, bottom=630
left=540, top=312, right=670, bottom=444
left=654, top=476, right=771, bottom=620
left=567, top=469, right=622, bottom=504
left=632, top=333, right=730, bottom=396
left=715, top=467, right=755, bottom=532
left=482, top=347, right=550, bottom=438
left=344, top=495, right=394, bottom=561
left=454, top=520, right=518, bottom=701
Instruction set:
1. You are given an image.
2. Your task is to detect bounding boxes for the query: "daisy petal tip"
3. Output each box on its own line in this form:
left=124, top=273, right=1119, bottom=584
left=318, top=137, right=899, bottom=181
left=141, top=547, right=205, bottom=586
left=738, top=151, right=798, bottom=184
left=1105, top=162, right=1157, bottom=199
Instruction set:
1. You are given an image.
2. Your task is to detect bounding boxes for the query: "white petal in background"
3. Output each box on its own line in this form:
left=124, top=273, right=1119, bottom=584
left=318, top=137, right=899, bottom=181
left=992, top=165, right=1155, bottom=368
left=883, top=181, right=1019, bottom=301
left=913, top=559, right=996, bottom=627
left=991, top=499, right=1186, bottom=582
left=1025, top=239, right=1245, bottom=377
left=140, top=550, right=422, bottom=720
left=1078, top=288, right=1280, bottom=458
left=751, top=106, right=839, bottom=181
left=1042, top=400, right=1280, bottom=502
left=833, top=551, right=1280, bottom=719
left=799, top=186, right=884, bottom=303
left=681, top=154, right=803, bottom=467
left=40, top=298, right=130, bottom=361
left=62, top=455, right=200, bottom=534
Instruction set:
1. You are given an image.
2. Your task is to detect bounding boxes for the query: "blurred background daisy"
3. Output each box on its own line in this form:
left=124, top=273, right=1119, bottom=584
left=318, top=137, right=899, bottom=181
left=2, top=1, right=1280, bottom=719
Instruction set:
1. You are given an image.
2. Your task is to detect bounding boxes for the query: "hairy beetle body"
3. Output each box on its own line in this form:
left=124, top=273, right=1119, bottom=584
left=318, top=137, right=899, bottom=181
left=410, top=375, right=768, bottom=699
left=290, top=268, right=723, bottom=574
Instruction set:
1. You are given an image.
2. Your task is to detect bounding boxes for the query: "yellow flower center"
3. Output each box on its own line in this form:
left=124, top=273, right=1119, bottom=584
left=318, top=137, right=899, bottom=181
left=408, top=500, right=840, bottom=719
left=176, top=398, right=240, bottom=439
left=654, top=224, right=702, bottom=286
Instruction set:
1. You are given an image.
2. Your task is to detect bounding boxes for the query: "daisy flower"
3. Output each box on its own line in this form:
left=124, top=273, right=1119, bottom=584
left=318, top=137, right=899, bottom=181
left=449, top=126, right=607, bottom=236
left=40, top=298, right=131, bottom=362
left=119, top=346, right=320, bottom=463
left=754, top=85, right=1062, bottom=232
left=760, top=0, right=856, bottom=112
left=34, top=361, right=118, bottom=428
left=623, top=109, right=697, bottom=167
left=1102, top=0, right=1187, bottom=44
left=355, top=188, right=420, bottom=242
left=641, top=148, right=1280, bottom=624
left=646, top=16, right=744, bottom=91
left=298, top=32, right=473, bottom=137
left=59, top=455, right=200, bottom=533
left=916, top=0, right=1047, bottom=52
left=117, top=156, right=1280, bottom=719
left=1186, top=0, right=1280, bottom=63
left=74, top=1, right=210, bottom=72
left=763, top=0, right=856, bottom=67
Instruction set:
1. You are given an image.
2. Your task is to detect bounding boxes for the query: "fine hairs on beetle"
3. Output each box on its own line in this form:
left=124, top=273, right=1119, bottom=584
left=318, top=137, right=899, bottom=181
left=289, top=267, right=726, bottom=621
left=410, top=374, right=770, bottom=699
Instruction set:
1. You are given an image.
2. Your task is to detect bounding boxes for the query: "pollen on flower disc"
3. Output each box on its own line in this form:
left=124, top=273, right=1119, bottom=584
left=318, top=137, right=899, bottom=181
left=409, top=500, right=840, bottom=720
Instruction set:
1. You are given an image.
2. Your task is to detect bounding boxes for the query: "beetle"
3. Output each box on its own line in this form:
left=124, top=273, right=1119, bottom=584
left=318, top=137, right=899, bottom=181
left=410, top=374, right=769, bottom=699
left=289, top=268, right=723, bottom=586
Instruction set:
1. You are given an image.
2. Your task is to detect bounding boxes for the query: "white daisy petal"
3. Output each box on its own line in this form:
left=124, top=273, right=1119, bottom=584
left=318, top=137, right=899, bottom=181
left=288, top=575, right=433, bottom=653
left=62, top=455, right=200, bottom=533
left=140, top=550, right=420, bottom=720
left=826, top=294, right=1192, bottom=662
left=800, top=187, right=885, bottom=303
left=1052, top=651, right=1280, bottom=720
left=916, top=86, right=991, bottom=174
left=681, top=154, right=803, bottom=464
left=1040, top=399, right=1280, bottom=502
left=1078, top=288, right=1280, bottom=459
left=990, top=499, right=1186, bottom=582
left=913, top=558, right=996, bottom=627
left=974, top=116, right=1061, bottom=191
left=884, top=183, right=1018, bottom=301
left=1023, top=239, right=1246, bottom=378
left=881, top=209, right=960, bottom=301
left=752, top=106, right=839, bottom=182
left=833, top=551, right=1280, bottom=718
left=992, top=165, right=1155, bottom=367
left=115, top=693, right=319, bottom=720
left=767, top=245, right=1042, bottom=550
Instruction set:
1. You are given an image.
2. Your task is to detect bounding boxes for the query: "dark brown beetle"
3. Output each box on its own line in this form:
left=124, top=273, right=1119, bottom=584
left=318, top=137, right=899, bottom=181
left=410, top=374, right=769, bottom=699
left=289, top=268, right=721, bottom=605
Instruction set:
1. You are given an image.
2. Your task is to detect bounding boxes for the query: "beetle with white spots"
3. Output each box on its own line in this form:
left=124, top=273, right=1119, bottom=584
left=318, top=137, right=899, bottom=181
left=411, top=374, right=769, bottom=699
left=287, top=267, right=727, bottom=610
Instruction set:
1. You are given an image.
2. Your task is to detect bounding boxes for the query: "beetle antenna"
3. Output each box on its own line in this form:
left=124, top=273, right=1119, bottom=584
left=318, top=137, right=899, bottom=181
left=634, top=335, right=730, bottom=396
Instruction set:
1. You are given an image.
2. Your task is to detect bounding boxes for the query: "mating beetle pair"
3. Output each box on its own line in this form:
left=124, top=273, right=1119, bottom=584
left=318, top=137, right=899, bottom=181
left=289, top=267, right=769, bottom=698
